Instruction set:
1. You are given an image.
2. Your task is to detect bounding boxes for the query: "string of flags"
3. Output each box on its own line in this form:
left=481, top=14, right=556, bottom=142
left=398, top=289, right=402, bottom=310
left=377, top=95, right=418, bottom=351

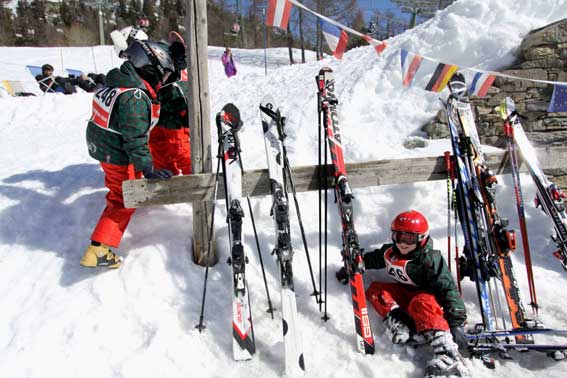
left=265, top=0, right=566, bottom=112
left=266, top=0, right=387, bottom=58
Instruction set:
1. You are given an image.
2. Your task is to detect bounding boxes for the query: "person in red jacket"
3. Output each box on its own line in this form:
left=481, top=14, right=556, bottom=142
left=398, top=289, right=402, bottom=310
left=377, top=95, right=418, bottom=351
left=148, top=31, right=191, bottom=175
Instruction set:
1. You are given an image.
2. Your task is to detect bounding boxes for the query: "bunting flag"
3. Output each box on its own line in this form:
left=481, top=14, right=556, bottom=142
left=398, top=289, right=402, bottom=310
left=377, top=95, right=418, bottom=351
left=400, top=49, right=423, bottom=87
left=468, top=72, right=496, bottom=97
left=548, top=84, right=567, bottom=112
left=424, top=62, right=459, bottom=92
left=266, top=0, right=293, bottom=29
left=320, top=19, right=349, bottom=59
left=362, top=35, right=387, bottom=56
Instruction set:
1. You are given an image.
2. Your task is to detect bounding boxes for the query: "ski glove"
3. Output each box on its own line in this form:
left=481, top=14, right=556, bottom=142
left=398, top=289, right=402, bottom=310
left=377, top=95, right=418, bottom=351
left=335, top=267, right=349, bottom=285
left=142, top=166, right=173, bottom=180
left=450, top=325, right=468, bottom=350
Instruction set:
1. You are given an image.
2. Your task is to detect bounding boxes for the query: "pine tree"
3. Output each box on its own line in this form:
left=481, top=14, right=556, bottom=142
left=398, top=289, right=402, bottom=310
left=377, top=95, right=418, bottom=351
left=15, top=0, right=33, bottom=46
left=142, top=0, right=158, bottom=35
left=30, top=0, right=47, bottom=46
left=128, top=0, right=142, bottom=25
left=117, top=0, right=128, bottom=21
left=0, top=2, right=16, bottom=45
left=347, top=8, right=366, bottom=49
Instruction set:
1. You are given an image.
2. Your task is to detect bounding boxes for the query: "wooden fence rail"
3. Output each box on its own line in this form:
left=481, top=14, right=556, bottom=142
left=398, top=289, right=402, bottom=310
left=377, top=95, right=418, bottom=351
left=123, top=146, right=567, bottom=209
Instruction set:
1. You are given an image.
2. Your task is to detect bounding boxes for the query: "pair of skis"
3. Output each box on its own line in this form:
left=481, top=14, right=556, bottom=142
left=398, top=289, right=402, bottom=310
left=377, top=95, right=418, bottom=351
left=443, top=75, right=532, bottom=342
left=198, top=101, right=309, bottom=375
left=199, top=68, right=377, bottom=370
left=444, top=76, right=567, bottom=359
left=316, top=67, right=375, bottom=355
left=500, top=97, right=567, bottom=272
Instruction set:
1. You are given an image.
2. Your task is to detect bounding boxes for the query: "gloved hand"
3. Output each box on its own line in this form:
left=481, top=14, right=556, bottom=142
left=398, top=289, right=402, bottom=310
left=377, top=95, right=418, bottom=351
left=142, top=166, right=173, bottom=180
left=169, top=41, right=187, bottom=71
left=450, top=325, right=469, bottom=350
left=335, top=267, right=349, bottom=285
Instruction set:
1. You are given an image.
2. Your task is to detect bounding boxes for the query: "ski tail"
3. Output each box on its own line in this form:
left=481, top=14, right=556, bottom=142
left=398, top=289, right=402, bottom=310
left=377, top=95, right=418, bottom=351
left=351, top=273, right=375, bottom=354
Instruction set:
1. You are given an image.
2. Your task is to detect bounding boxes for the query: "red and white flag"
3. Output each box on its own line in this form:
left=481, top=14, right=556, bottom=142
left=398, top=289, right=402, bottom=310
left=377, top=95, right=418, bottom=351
left=266, top=0, right=293, bottom=29
left=400, top=49, right=423, bottom=87
left=468, top=72, right=496, bottom=98
left=320, top=19, right=349, bottom=60
left=362, top=35, right=387, bottom=56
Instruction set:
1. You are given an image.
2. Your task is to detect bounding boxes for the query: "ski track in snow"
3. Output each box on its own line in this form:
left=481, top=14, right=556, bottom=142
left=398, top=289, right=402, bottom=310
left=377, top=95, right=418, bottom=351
left=1, top=0, right=567, bottom=377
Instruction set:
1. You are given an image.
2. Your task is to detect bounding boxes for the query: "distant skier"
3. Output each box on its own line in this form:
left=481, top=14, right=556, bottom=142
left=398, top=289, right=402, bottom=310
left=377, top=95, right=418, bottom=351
left=80, top=40, right=174, bottom=269
left=221, top=47, right=237, bottom=78
left=336, top=210, right=470, bottom=378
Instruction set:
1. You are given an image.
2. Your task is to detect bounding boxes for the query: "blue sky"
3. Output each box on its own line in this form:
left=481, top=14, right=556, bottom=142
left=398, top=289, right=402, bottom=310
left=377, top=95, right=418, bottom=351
left=229, top=0, right=408, bottom=21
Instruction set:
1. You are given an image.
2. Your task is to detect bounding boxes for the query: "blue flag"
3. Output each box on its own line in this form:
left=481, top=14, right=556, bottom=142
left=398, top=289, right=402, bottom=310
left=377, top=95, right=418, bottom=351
left=548, top=84, right=567, bottom=112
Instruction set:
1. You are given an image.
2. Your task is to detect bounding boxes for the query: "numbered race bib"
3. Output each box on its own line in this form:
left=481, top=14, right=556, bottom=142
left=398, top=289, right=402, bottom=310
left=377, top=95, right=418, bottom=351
left=384, top=247, right=417, bottom=286
left=91, top=87, right=160, bottom=133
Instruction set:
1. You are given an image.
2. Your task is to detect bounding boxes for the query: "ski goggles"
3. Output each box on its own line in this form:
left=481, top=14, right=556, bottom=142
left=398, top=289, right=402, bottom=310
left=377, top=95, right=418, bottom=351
left=391, top=231, right=421, bottom=245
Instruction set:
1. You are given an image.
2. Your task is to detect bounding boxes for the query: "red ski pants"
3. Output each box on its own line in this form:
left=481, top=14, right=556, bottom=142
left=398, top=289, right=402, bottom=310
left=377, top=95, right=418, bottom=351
left=149, top=126, right=191, bottom=175
left=91, top=162, right=141, bottom=248
left=366, top=282, right=449, bottom=332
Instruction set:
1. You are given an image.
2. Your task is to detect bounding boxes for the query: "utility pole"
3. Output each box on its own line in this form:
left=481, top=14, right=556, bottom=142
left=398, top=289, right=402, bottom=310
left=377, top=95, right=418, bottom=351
left=185, top=0, right=215, bottom=266
left=263, top=7, right=268, bottom=75
left=98, top=1, right=105, bottom=45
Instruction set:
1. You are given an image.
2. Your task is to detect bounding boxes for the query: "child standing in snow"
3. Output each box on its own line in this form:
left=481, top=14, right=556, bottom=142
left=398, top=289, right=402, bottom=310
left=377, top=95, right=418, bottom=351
left=336, top=210, right=470, bottom=378
left=148, top=31, right=192, bottom=176
left=80, top=40, right=174, bottom=269
left=222, top=47, right=237, bottom=78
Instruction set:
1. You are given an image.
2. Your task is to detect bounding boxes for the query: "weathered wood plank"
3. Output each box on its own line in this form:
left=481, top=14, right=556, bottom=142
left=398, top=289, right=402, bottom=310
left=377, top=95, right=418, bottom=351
left=122, top=146, right=567, bottom=208
left=186, top=0, right=216, bottom=266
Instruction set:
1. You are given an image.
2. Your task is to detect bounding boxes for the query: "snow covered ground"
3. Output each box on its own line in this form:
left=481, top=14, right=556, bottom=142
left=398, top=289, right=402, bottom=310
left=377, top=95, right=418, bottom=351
left=1, top=0, right=567, bottom=377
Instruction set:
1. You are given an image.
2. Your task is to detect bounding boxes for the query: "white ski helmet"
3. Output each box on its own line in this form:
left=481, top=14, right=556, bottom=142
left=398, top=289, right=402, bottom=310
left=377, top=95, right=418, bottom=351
left=110, top=26, right=149, bottom=58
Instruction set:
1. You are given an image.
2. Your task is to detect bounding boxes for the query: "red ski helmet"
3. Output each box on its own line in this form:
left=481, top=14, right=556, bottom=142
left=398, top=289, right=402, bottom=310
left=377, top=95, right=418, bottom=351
left=390, top=210, right=429, bottom=246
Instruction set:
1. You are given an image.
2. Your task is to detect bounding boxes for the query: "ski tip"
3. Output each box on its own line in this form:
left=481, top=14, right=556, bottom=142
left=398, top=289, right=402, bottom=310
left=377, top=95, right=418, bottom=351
left=259, top=94, right=276, bottom=111
left=448, top=72, right=467, bottom=98
left=220, top=103, right=243, bottom=130
left=319, top=67, right=333, bottom=74
left=260, top=93, right=274, bottom=104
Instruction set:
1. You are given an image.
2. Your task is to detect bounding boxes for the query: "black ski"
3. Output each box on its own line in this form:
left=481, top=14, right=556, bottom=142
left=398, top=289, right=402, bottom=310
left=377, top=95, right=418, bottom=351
left=217, top=103, right=255, bottom=360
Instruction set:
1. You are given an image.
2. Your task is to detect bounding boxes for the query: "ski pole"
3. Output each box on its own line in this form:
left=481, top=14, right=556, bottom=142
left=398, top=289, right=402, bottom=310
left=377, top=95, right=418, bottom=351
left=195, top=146, right=222, bottom=332
left=265, top=106, right=320, bottom=304
left=283, top=153, right=321, bottom=304
left=444, top=151, right=452, bottom=272
left=247, top=195, right=275, bottom=318
left=318, top=90, right=324, bottom=312
left=504, top=117, right=538, bottom=314
left=453, top=190, right=462, bottom=294
left=322, top=105, right=329, bottom=322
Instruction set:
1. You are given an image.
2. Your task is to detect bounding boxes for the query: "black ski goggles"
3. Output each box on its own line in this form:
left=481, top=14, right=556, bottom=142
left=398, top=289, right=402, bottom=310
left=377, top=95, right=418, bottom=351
left=391, top=231, right=421, bottom=245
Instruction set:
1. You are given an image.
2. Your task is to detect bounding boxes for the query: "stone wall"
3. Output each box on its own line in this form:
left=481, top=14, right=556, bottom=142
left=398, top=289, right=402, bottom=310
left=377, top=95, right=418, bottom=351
left=422, top=18, right=567, bottom=148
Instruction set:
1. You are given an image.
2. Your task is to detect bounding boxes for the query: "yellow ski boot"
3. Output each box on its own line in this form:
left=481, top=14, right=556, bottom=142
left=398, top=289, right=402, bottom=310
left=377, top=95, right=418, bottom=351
left=80, top=242, right=122, bottom=268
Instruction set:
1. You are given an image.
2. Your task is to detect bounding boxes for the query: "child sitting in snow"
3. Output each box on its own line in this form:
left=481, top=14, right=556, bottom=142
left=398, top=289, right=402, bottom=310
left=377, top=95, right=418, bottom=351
left=336, top=210, right=470, bottom=378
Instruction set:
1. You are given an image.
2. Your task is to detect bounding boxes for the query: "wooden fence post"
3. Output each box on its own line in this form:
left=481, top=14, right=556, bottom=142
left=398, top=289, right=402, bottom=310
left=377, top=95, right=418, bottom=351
left=186, top=0, right=217, bottom=266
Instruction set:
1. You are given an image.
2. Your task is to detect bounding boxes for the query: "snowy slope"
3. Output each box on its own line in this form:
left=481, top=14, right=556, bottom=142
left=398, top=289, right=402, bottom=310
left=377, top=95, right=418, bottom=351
left=1, top=1, right=567, bottom=378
